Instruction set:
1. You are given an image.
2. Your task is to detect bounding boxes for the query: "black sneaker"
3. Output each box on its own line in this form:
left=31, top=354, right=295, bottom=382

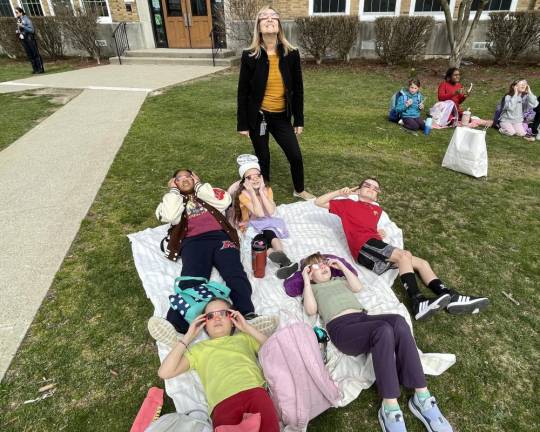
left=446, top=293, right=489, bottom=315
left=412, top=294, right=451, bottom=321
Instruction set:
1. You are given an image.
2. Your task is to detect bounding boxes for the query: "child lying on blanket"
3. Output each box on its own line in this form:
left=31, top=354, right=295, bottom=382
left=231, top=155, right=298, bottom=279
left=301, top=253, right=453, bottom=432
left=157, top=298, right=280, bottom=432
left=154, top=168, right=276, bottom=336
left=315, top=178, right=489, bottom=321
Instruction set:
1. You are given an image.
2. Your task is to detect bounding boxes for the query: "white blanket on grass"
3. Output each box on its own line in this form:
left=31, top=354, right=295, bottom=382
left=128, top=200, right=455, bottom=428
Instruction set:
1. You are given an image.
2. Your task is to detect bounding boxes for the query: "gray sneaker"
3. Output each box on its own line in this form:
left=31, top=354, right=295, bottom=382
left=147, top=316, right=182, bottom=349
left=408, top=393, right=453, bottom=432
left=378, top=405, right=407, bottom=432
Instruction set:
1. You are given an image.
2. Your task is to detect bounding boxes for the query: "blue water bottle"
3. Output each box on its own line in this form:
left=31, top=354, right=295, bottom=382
left=424, top=116, right=432, bottom=135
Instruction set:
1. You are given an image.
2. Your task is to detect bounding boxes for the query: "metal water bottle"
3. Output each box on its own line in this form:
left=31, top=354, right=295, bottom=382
left=462, top=108, right=471, bottom=126
left=251, top=239, right=267, bottom=278
left=424, top=116, right=432, bottom=135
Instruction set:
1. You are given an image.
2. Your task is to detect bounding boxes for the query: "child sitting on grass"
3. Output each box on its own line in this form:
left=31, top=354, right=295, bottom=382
left=395, top=78, right=426, bottom=132
left=301, top=253, right=453, bottom=432
left=496, top=79, right=538, bottom=142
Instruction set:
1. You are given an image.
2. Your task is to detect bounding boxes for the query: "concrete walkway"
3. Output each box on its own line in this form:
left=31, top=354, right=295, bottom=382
left=0, top=64, right=226, bottom=380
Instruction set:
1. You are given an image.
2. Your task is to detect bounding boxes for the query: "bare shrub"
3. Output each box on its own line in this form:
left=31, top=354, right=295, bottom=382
left=330, top=16, right=359, bottom=62
left=0, top=17, right=26, bottom=59
left=213, top=0, right=270, bottom=47
left=295, top=17, right=336, bottom=65
left=375, top=16, right=434, bottom=65
left=487, top=11, right=540, bottom=64
left=33, top=17, right=65, bottom=60
left=60, top=7, right=102, bottom=64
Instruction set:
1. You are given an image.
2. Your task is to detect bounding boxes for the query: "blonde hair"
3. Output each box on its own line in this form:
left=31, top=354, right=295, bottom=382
left=247, top=6, right=296, bottom=58
left=300, top=252, right=325, bottom=271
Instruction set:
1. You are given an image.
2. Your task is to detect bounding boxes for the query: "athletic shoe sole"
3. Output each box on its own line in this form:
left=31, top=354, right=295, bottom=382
left=446, top=297, right=490, bottom=315
left=248, top=315, right=279, bottom=338
left=276, top=262, right=299, bottom=280
left=415, top=294, right=451, bottom=321
left=408, top=398, right=436, bottom=432
left=378, top=407, right=406, bottom=432
left=147, top=316, right=182, bottom=349
left=378, top=408, right=390, bottom=432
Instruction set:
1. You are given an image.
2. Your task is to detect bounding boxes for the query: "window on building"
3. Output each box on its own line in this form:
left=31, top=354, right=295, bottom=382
left=20, top=0, right=44, bottom=16
left=82, top=0, right=110, bottom=16
left=363, top=0, right=396, bottom=13
left=313, top=0, right=347, bottom=13
left=190, top=0, right=207, bottom=16
left=51, top=0, right=74, bottom=15
left=414, top=0, right=443, bottom=12
left=166, top=0, right=182, bottom=16
left=0, top=0, right=14, bottom=17
left=471, top=0, right=512, bottom=10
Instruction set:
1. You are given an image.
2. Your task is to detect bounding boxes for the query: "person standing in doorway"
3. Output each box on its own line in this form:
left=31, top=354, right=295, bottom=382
left=237, top=6, right=314, bottom=200
left=15, top=7, right=45, bottom=74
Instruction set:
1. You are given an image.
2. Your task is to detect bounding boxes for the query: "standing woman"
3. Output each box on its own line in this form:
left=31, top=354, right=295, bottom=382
left=237, top=6, right=313, bottom=200
left=15, top=7, right=45, bottom=74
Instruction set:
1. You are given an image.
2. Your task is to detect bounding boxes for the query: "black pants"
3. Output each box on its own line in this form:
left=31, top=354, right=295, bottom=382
left=249, top=110, right=305, bottom=193
left=21, top=33, right=44, bottom=73
left=166, top=230, right=254, bottom=334
left=252, top=230, right=278, bottom=249
left=531, top=104, right=540, bottom=135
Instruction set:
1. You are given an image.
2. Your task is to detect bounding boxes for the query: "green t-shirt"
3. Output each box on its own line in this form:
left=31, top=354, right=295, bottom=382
left=184, top=332, right=265, bottom=413
left=311, top=277, right=364, bottom=324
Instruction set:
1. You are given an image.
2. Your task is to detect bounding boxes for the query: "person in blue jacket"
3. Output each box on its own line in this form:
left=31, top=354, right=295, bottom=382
left=395, top=78, right=425, bottom=132
left=15, top=7, right=44, bottom=74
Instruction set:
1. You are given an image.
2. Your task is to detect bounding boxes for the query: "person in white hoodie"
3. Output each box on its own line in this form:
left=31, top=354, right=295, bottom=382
left=148, top=169, right=277, bottom=342
left=498, top=79, right=538, bottom=141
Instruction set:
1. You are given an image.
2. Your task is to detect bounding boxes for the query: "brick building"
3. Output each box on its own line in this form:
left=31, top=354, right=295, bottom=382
left=0, top=0, right=537, bottom=55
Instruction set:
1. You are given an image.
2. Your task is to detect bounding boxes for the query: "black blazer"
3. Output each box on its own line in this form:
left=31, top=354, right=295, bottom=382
left=237, top=44, right=304, bottom=131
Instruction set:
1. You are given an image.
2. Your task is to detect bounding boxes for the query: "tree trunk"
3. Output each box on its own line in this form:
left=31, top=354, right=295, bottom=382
left=449, top=50, right=462, bottom=68
left=440, top=0, right=488, bottom=68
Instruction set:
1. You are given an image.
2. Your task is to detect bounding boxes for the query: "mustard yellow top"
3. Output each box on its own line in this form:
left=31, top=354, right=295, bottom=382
left=261, top=54, right=286, bottom=112
left=238, top=187, right=274, bottom=232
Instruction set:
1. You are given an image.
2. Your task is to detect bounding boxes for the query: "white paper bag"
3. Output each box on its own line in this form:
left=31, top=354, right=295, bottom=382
left=442, top=127, right=488, bottom=178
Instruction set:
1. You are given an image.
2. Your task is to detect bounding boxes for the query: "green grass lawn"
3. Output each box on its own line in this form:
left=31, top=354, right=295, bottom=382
left=0, top=56, right=105, bottom=82
left=0, top=92, right=63, bottom=152
left=0, top=62, right=538, bottom=432
left=0, top=57, right=76, bottom=82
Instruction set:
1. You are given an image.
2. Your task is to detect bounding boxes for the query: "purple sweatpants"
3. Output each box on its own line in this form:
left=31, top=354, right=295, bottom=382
left=326, top=312, right=427, bottom=399
left=403, top=117, right=425, bottom=131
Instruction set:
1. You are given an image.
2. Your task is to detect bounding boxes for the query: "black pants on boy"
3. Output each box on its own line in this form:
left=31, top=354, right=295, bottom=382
left=21, top=33, right=44, bottom=73
left=166, top=230, right=254, bottom=334
left=249, top=110, right=305, bottom=193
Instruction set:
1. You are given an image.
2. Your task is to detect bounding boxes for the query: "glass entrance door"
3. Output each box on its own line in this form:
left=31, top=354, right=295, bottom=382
left=150, top=0, right=168, bottom=47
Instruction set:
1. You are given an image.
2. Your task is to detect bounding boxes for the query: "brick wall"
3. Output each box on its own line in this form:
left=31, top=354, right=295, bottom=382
left=109, top=0, right=139, bottom=22
left=273, top=0, right=309, bottom=18
left=7, top=0, right=139, bottom=21
left=273, top=0, right=539, bottom=19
